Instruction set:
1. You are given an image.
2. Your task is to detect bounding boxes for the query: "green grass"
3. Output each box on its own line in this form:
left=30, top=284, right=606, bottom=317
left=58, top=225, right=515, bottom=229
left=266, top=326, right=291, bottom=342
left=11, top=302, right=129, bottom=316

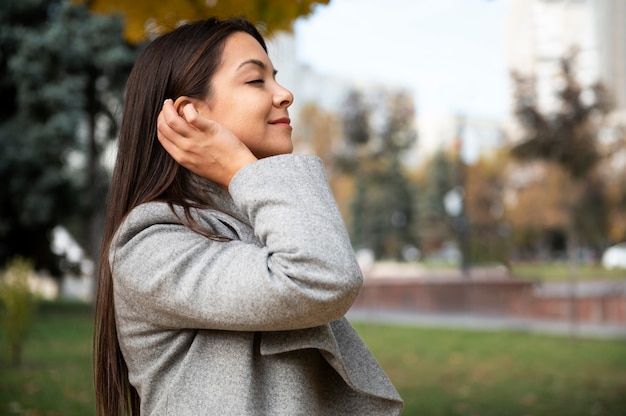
left=0, top=301, right=94, bottom=415
left=354, top=322, right=626, bottom=416
left=1, top=302, right=625, bottom=415
left=509, top=261, right=626, bottom=281
left=421, top=260, right=626, bottom=281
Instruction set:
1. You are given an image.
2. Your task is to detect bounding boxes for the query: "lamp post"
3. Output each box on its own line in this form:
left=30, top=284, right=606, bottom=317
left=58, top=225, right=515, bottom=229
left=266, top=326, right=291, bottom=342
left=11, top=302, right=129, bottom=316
left=444, top=115, right=470, bottom=278
left=444, top=187, right=470, bottom=278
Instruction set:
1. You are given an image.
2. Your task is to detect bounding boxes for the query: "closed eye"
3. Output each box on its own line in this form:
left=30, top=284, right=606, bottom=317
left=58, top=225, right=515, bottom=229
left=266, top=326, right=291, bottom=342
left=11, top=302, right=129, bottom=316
left=247, top=79, right=265, bottom=84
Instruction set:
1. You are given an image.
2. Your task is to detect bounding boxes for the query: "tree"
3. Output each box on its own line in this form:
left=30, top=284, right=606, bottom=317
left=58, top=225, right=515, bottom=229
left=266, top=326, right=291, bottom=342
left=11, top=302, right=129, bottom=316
left=504, top=163, right=572, bottom=259
left=75, top=0, right=330, bottom=43
left=604, top=132, right=626, bottom=243
left=0, top=0, right=136, bottom=275
left=414, top=150, right=456, bottom=256
left=510, top=49, right=612, bottom=254
left=510, top=49, right=613, bottom=338
left=511, top=52, right=611, bottom=179
left=338, top=89, right=418, bottom=260
left=464, top=150, right=509, bottom=264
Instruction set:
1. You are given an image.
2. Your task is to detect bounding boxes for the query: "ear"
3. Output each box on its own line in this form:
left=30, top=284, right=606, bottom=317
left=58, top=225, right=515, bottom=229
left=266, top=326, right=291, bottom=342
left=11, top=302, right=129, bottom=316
left=173, top=96, right=196, bottom=117
left=173, top=96, right=210, bottom=120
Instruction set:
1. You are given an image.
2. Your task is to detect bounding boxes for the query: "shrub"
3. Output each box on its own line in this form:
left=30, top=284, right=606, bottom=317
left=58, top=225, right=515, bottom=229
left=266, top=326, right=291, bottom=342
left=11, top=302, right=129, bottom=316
left=0, top=257, right=39, bottom=366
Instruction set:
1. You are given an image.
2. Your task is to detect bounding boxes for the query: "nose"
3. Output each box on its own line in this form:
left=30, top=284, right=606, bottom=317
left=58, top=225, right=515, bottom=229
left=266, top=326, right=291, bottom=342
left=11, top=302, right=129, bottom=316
left=273, top=83, right=293, bottom=108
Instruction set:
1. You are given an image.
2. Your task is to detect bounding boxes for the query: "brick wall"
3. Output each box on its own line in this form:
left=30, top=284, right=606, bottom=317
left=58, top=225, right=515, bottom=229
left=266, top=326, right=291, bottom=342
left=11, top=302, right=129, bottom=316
left=353, top=277, right=626, bottom=324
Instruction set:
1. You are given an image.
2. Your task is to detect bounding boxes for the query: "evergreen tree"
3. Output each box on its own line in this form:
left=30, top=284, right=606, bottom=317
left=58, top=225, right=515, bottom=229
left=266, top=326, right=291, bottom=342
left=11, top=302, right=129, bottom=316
left=339, top=89, right=418, bottom=260
left=0, top=0, right=136, bottom=275
left=416, top=150, right=456, bottom=254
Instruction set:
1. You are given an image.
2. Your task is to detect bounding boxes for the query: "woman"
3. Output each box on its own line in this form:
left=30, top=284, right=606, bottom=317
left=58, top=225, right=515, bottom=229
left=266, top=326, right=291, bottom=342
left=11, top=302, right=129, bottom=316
left=93, top=17, right=403, bottom=415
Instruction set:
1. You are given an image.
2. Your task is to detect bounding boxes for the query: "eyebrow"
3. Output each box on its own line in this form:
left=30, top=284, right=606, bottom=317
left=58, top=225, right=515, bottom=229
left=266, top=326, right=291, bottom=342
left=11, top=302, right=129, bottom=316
left=237, top=59, right=278, bottom=76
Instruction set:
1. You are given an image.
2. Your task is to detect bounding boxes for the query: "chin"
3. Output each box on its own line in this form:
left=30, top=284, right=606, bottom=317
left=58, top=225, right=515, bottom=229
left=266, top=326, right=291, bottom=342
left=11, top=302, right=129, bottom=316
left=254, top=144, right=294, bottom=159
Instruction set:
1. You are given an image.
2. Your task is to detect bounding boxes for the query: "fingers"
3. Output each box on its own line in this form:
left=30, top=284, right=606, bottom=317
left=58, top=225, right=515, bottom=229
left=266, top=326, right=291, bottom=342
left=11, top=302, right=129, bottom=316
left=156, top=100, right=184, bottom=161
left=158, top=100, right=215, bottom=144
left=156, top=100, right=203, bottom=162
left=180, top=102, right=199, bottom=125
left=154, top=98, right=257, bottom=188
left=158, top=99, right=193, bottom=138
left=180, top=102, right=220, bottom=137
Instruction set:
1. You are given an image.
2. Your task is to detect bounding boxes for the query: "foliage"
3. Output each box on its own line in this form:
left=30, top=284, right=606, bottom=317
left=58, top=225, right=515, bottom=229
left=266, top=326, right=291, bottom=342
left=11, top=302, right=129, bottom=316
left=602, top=132, right=626, bottom=243
left=464, top=150, right=510, bottom=263
left=505, top=163, right=572, bottom=231
left=414, top=150, right=456, bottom=255
left=0, top=257, right=39, bottom=367
left=572, top=175, right=610, bottom=246
left=336, top=90, right=373, bottom=170
left=509, top=49, right=613, bottom=255
left=606, top=190, right=626, bottom=243
left=511, top=49, right=612, bottom=179
left=75, top=0, right=331, bottom=43
left=338, top=90, right=418, bottom=260
left=415, top=147, right=511, bottom=265
left=0, top=0, right=136, bottom=274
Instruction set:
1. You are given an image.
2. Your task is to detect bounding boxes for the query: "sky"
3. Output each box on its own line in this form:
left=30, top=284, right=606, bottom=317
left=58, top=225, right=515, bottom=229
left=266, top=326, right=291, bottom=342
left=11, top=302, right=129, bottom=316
left=293, top=0, right=512, bottom=121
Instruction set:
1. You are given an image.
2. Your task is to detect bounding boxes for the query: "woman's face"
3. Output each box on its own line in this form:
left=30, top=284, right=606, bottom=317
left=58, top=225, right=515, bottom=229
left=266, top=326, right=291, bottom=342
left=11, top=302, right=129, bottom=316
left=197, top=32, right=294, bottom=159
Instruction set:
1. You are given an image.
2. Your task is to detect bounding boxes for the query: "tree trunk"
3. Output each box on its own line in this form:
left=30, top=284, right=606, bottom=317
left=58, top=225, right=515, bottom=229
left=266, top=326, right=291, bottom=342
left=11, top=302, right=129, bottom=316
left=85, top=71, right=102, bottom=303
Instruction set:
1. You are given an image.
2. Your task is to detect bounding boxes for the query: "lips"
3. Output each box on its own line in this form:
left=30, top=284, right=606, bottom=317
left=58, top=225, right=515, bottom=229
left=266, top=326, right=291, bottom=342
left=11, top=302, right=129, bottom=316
left=269, top=117, right=291, bottom=126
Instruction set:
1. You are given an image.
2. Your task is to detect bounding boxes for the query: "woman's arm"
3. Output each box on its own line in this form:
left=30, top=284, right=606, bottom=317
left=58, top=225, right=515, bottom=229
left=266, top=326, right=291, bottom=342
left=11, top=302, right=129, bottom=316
left=113, top=102, right=363, bottom=331
left=112, top=156, right=363, bottom=332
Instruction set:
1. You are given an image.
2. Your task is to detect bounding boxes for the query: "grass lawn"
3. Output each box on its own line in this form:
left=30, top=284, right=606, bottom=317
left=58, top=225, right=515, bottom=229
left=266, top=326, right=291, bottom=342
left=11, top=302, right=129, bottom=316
left=1, top=302, right=625, bottom=415
left=509, top=261, right=626, bottom=281
left=354, top=322, right=626, bottom=416
left=0, top=301, right=94, bottom=415
left=422, top=260, right=626, bottom=282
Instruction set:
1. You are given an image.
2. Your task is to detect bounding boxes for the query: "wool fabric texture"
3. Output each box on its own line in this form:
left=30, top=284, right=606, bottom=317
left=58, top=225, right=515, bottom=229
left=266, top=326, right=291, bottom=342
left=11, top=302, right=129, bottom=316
left=110, top=154, right=403, bottom=415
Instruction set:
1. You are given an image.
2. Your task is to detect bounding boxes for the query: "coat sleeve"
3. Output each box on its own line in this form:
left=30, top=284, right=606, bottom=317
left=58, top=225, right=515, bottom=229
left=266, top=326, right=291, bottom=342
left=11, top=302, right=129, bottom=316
left=111, top=154, right=363, bottom=331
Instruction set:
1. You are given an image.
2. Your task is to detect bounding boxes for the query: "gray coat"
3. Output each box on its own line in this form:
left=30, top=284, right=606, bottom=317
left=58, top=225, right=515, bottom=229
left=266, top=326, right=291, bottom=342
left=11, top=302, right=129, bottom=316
left=111, top=154, right=403, bottom=415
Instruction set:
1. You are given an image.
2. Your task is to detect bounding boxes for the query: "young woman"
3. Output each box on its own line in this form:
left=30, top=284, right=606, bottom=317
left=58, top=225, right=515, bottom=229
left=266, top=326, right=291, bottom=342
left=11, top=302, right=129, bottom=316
left=93, top=17, right=403, bottom=415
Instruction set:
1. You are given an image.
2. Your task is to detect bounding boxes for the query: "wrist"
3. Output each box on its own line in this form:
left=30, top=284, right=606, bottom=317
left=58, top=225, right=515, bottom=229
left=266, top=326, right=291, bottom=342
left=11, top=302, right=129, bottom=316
left=224, top=154, right=257, bottom=188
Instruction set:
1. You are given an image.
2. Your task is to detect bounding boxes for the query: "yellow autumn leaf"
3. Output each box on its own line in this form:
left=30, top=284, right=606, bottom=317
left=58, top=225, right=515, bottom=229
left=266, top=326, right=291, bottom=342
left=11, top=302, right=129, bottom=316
left=73, top=0, right=330, bottom=43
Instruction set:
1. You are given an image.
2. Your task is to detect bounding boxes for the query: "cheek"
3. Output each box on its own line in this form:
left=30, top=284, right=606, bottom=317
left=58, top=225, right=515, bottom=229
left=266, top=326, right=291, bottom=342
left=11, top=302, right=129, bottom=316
left=226, top=117, right=266, bottom=148
left=201, top=96, right=268, bottom=141
left=227, top=105, right=266, bottom=134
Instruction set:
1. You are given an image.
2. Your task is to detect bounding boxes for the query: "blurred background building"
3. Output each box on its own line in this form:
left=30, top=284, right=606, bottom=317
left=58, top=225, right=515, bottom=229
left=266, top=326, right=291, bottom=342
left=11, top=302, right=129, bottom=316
left=507, top=0, right=626, bottom=125
left=268, top=0, right=626, bottom=165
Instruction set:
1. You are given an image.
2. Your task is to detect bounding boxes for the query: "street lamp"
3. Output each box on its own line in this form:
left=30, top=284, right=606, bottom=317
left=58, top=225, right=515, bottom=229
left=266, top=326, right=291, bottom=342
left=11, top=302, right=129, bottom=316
left=444, top=186, right=470, bottom=278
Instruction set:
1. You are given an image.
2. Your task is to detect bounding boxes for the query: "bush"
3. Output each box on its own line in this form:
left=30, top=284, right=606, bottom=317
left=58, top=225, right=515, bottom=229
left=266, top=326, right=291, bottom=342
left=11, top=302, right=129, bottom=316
left=0, top=257, right=39, bottom=366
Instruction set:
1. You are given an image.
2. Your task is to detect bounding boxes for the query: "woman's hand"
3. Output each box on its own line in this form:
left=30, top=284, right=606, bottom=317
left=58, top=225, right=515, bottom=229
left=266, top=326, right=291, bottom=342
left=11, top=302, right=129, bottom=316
left=157, top=99, right=257, bottom=188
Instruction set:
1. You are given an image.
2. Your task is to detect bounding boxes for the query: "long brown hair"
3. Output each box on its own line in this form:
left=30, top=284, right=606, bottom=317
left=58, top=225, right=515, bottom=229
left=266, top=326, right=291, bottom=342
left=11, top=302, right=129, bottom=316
left=93, top=17, right=268, bottom=415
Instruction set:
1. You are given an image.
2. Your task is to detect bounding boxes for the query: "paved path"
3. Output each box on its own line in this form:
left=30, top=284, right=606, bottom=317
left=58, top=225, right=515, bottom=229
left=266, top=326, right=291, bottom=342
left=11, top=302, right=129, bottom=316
left=534, top=279, right=626, bottom=296
left=347, top=308, right=626, bottom=339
